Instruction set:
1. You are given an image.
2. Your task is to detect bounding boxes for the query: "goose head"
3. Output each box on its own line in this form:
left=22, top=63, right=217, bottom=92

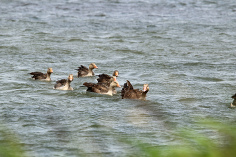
left=68, top=74, right=73, bottom=82
left=47, top=68, right=53, bottom=74
left=113, top=70, right=119, bottom=77
left=143, top=84, right=149, bottom=92
left=89, top=63, right=98, bottom=69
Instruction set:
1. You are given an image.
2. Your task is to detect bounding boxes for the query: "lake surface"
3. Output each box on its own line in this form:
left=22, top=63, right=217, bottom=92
left=0, top=0, right=236, bottom=156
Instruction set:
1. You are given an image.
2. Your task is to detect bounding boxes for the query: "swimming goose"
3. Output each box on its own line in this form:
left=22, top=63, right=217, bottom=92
left=121, top=80, right=149, bottom=100
left=231, top=93, right=236, bottom=107
left=97, top=70, right=119, bottom=84
left=83, top=80, right=121, bottom=96
left=29, top=68, right=53, bottom=81
left=54, top=74, right=73, bottom=90
left=75, top=63, right=98, bottom=77
left=97, top=71, right=119, bottom=94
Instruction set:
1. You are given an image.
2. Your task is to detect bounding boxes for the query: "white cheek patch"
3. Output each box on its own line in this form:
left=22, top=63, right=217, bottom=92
left=143, top=86, right=147, bottom=92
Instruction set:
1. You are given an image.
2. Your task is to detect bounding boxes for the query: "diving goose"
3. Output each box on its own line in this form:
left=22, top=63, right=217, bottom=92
left=231, top=93, right=236, bottom=107
left=54, top=74, right=73, bottom=90
left=97, top=70, right=119, bottom=84
left=75, top=63, right=98, bottom=77
left=29, top=68, right=53, bottom=81
left=83, top=80, right=121, bottom=96
left=121, top=80, right=149, bottom=100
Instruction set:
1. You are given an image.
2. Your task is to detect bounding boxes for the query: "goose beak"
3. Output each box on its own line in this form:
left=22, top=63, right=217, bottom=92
left=94, top=65, right=98, bottom=69
left=117, top=83, right=121, bottom=88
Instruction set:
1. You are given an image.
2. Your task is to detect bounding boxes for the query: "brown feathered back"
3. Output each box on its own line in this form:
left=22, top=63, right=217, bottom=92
left=83, top=82, right=109, bottom=93
left=121, top=80, right=149, bottom=100
left=54, top=79, right=67, bottom=89
left=76, top=65, right=89, bottom=77
left=29, top=72, right=46, bottom=80
left=97, top=74, right=112, bottom=83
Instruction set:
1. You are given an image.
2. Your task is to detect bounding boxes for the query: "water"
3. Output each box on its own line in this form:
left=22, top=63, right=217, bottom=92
left=1, top=0, right=236, bottom=156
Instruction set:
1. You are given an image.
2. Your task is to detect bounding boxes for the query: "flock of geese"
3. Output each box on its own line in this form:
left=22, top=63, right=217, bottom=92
left=29, top=63, right=150, bottom=100
left=28, top=62, right=236, bottom=105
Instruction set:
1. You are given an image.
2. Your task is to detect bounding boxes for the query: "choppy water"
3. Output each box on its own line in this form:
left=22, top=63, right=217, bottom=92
left=1, top=0, right=236, bottom=156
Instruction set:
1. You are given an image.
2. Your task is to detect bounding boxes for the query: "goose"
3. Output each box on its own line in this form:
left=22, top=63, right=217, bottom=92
left=97, top=70, right=119, bottom=84
left=121, top=80, right=149, bottom=100
left=97, top=70, right=119, bottom=94
left=29, top=68, right=53, bottom=81
left=231, top=93, right=236, bottom=107
left=54, top=74, right=73, bottom=90
left=75, top=63, right=98, bottom=77
left=83, top=80, right=121, bottom=96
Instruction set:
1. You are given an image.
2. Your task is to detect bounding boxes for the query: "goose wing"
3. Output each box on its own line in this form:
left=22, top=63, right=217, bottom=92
left=54, top=79, right=67, bottom=88
left=29, top=72, right=46, bottom=79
